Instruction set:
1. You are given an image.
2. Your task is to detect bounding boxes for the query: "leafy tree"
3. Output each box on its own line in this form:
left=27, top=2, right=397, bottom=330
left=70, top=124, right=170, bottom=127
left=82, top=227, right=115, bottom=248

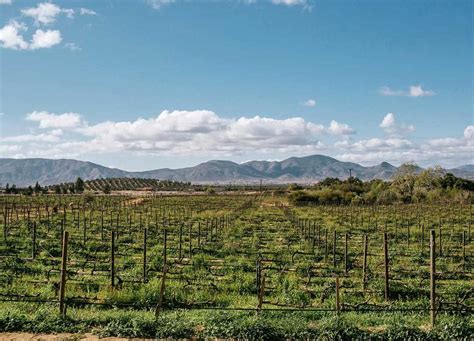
left=391, top=163, right=418, bottom=202
left=34, top=182, right=42, bottom=194
left=75, top=177, right=85, bottom=193
left=103, top=183, right=111, bottom=194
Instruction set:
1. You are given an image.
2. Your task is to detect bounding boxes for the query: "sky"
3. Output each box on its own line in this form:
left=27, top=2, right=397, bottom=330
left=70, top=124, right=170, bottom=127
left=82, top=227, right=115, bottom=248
left=0, top=0, right=472, bottom=171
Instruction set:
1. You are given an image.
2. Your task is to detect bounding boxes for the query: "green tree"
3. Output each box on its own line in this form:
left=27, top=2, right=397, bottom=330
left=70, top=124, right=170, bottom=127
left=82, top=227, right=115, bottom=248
left=391, top=163, right=418, bottom=202
left=75, top=177, right=85, bottom=193
left=103, top=183, right=111, bottom=194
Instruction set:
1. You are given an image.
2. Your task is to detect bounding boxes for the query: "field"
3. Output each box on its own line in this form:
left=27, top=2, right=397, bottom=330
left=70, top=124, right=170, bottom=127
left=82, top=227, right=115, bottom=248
left=0, top=193, right=472, bottom=339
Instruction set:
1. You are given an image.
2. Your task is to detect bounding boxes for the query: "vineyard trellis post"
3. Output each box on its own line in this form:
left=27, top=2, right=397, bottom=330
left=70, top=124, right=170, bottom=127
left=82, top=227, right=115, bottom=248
left=383, top=232, right=389, bottom=301
left=335, top=276, right=341, bottom=314
left=362, top=234, right=368, bottom=291
left=143, top=228, right=147, bottom=283
left=32, top=221, right=37, bottom=259
left=111, top=231, right=115, bottom=288
left=430, top=230, right=436, bottom=328
left=59, top=231, right=69, bottom=317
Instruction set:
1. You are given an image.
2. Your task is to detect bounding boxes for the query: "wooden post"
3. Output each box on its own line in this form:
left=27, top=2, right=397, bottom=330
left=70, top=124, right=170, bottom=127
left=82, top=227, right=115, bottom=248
left=188, top=223, right=192, bottom=258
left=179, top=223, right=183, bottom=260
left=335, top=276, right=340, bottom=314
left=257, top=272, right=265, bottom=311
left=324, top=229, right=328, bottom=263
left=430, top=230, right=436, bottom=328
left=462, top=230, right=466, bottom=270
left=32, top=221, right=37, bottom=259
left=198, top=221, right=201, bottom=247
left=383, top=232, right=389, bottom=301
left=332, top=230, right=337, bottom=269
left=111, top=231, right=115, bottom=288
left=143, top=228, right=147, bottom=283
left=438, top=226, right=442, bottom=256
left=362, top=234, right=368, bottom=291
left=59, top=231, right=69, bottom=317
left=155, top=264, right=168, bottom=318
left=344, top=233, right=348, bottom=275
left=421, top=223, right=425, bottom=255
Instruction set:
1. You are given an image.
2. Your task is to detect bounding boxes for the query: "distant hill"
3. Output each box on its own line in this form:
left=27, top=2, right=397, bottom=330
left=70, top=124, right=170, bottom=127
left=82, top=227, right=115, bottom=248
left=0, top=155, right=472, bottom=187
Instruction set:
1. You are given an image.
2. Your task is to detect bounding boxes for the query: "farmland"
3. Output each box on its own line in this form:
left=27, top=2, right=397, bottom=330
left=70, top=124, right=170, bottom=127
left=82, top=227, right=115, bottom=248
left=0, top=193, right=472, bottom=339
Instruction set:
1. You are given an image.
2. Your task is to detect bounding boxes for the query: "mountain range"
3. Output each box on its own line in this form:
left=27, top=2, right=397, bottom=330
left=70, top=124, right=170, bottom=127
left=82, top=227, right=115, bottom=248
left=0, top=155, right=472, bottom=187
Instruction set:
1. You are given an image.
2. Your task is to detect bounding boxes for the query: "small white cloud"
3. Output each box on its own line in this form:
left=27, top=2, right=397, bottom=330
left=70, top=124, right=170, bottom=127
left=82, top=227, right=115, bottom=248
left=146, top=0, right=176, bottom=10
left=409, top=85, right=435, bottom=97
left=29, top=29, right=62, bottom=49
left=65, top=42, right=81, bottom=51
left=327, top=120, right=355, bottom=135
left=270, top=0, right=307, bottom=5
left=379, top=85, right=435, bottom=97
left=379, top=113, right=415, bottom=135
left=302, top=99, right=316, bottom=107
left=79, top=8, right=97, bottom=15
left=0, top=0, right=12, bottom=5
left=464, top=125, right=474, bottom=140
left=26, top=111, right=82, bottom=129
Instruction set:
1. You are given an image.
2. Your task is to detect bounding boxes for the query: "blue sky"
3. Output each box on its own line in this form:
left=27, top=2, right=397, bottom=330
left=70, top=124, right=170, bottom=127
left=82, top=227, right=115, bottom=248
left=0, top=0, right=472, bottom=170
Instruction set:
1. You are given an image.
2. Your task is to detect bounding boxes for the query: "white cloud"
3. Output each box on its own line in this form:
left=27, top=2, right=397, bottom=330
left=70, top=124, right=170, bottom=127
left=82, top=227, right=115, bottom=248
left=79, top=8, right=97, bottom=15
left=302, top=99, right=316, bottom=107
left=270, top=0, right=307, bottom=5
left=4, top=109, right=470, bottom=168
left=379, top=113, right=415, bottom=135
left=29, top=29, right=62, bottom=49
left=26, top=111, right=83, bottom=129
left=147, top=0, right=176, bottom=10
left=327, top=120, right=355, bottom=135
left=65, top=42, right=81, bottom=51
left=463, top=125, right=474, bottom=140
left=21, top=2, right=65, bottom=25
left=0, top=0, right=12, bottom=5
left=409, top=85, right=435, bottom=97
left=379, top=85, right=435, bottom=97
left=0, top=21, right=61, bottom=50
left=78, top=110, right=325, bottom=154
left=0, top=21, right=28, bottom=50
left=2, top=129, right=63, bottom=143
left=335, top=125, right=473, bottom=166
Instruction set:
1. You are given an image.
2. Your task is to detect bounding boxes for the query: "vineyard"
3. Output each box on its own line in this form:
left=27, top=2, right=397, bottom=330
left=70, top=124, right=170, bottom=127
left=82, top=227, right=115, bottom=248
left=0, top=194, right=472, bottom=339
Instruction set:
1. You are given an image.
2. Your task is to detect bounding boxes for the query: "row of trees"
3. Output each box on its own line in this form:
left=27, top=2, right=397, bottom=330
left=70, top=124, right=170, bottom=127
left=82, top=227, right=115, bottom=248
left=289, top=164, right=474, bottom=205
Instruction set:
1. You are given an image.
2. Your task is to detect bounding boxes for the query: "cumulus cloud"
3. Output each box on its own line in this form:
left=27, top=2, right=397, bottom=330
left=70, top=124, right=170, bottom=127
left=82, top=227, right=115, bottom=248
left=379, top=113, right=415, bottom=135
left=0, top=0, right=12, bottom=5
left=26, top=111, right=83, bottom=129
left=0, top=21, right=28, bottom=50
left=2, top=109, right=470, bottom=167
left=21, top=2, right=62, bottom=25
left=464, top=125, right=474, bottom=140
left=0, top=21, right=61, bottom=50
left=327, top=120, right=355, bottom=135
left=302, top=99, right=316, bottom=107
left=78, top=110, right=325, bottom=154
left=21, top=2, right=74, bottom=25
left=379, top=85, right=435, bottom=97
left=335, top=125, right=473, bottom=166
left=29, top=29, right=62, bottom=49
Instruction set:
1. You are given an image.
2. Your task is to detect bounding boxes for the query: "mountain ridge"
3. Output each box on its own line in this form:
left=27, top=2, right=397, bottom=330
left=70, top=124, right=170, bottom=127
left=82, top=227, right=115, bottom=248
left=0, top=155, right=472, bottom=187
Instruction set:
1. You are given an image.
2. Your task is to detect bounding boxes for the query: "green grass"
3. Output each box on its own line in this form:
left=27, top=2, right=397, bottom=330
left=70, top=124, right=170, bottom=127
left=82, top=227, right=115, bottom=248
left=0, top=194, right=472, bottom=339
